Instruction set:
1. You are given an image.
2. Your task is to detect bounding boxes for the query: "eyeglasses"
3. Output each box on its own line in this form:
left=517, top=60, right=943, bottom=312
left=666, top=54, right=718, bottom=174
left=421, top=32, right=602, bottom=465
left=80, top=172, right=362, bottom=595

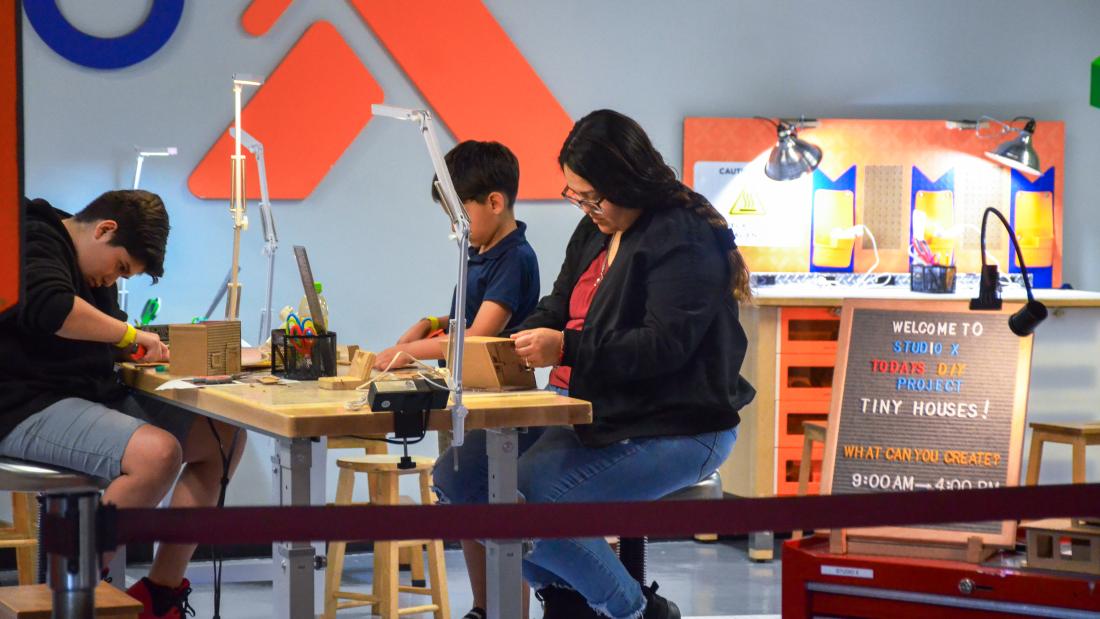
left=561, top=187, right=605, bottom=215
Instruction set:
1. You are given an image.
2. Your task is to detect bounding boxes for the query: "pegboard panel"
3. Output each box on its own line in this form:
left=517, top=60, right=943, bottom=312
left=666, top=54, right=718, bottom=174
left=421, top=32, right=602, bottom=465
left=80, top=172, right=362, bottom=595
left=862, top=165, right=906, bottom=250
left=955, top=165, right=1006, bottom=250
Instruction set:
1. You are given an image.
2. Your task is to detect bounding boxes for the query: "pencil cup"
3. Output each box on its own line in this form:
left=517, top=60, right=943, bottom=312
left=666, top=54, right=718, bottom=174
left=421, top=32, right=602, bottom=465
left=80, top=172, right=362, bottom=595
left=271, top=329, right=338, bottom=380
left=909, top=264, right=956, bottom=293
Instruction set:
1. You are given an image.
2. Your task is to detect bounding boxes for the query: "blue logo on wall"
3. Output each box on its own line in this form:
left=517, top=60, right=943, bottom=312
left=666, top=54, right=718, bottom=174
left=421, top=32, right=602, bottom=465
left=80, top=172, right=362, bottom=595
left=24, top=0, right=184, bottom=70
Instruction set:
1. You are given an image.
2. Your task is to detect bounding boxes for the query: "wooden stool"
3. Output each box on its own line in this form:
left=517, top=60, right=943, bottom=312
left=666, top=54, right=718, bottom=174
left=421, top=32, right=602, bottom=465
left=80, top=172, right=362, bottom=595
left=793, top=420, right=827, bottom=539
left=324, top=455, right=449, bottom=619
left=1025, top=422, right=1100, bottom=485
left=0, top=581, right=141, bottom=618
left=327, top=438, right=426, bottom=581
left=0, top=494, right=38, bottom=585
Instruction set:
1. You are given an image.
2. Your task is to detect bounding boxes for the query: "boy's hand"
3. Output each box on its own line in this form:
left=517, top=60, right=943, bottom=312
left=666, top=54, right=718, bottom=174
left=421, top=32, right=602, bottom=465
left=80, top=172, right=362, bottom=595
left=396, top=319, right=431, bottom=345
left=510, top=328, right=563, bottom=368
left=133, top=329, right=169, bottom=362
left=374, top=346, right=412, bottom=371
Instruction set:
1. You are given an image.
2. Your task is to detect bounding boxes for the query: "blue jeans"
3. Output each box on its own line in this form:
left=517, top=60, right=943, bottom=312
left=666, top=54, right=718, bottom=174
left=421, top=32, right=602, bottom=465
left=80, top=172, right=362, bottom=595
left=432, top=385, right=567, bottom=503
left=518, top=425, right=736, bottom=618
left=432, top=387, right=737, bottom=619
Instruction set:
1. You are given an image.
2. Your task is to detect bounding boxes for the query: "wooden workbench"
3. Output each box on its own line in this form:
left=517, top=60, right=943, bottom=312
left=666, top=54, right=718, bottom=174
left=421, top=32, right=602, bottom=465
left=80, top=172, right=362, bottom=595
left=119, top=364, right=591, bottom=619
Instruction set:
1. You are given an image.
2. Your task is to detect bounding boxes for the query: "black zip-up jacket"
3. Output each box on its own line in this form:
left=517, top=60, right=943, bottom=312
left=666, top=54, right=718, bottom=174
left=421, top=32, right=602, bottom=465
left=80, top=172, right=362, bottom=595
left=0, top=198, right=127, bottom=440
left=516, top=207, right=755, bottom=447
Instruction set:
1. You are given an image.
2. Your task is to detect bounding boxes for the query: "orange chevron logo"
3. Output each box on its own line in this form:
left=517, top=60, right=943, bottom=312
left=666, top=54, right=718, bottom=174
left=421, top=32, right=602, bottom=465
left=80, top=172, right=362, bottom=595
left=188, top=0, right=573, bottom=201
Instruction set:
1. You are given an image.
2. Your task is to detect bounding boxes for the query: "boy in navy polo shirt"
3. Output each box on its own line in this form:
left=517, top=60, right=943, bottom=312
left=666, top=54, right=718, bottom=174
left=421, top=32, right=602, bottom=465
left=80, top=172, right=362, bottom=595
left=375, top=140, right=539, bottom=369
left=375, top=141, right=540, bottom=619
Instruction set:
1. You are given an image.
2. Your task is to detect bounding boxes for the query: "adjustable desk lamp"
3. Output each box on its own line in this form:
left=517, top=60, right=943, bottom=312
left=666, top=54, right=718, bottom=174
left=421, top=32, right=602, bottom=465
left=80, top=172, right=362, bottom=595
left=123, top=147, right=177, bottom=314
left=371, top=104, right=472, bottom=448
left=224, top=74, right=263, bottom=321
left=230, top=128, right=278, bottom=345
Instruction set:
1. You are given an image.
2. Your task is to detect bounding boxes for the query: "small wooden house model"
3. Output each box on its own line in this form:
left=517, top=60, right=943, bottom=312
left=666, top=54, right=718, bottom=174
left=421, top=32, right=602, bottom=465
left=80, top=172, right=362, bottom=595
left=168, top=321, right=242, bottom=377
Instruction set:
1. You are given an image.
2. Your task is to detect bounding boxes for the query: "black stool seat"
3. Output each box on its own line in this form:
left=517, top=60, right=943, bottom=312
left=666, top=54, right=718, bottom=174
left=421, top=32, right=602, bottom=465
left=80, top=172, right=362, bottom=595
left=619, top=471, right=723, bottom=584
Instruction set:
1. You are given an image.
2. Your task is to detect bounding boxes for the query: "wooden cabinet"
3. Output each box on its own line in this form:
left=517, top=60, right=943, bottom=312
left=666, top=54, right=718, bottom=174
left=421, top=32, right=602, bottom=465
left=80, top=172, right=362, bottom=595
left=720, top=305, right=839, bottom=503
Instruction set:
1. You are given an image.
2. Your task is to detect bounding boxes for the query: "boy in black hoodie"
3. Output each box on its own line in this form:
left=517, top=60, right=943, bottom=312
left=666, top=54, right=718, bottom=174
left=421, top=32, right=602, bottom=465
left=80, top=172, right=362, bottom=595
left=0, top=191, right=245, bottom=618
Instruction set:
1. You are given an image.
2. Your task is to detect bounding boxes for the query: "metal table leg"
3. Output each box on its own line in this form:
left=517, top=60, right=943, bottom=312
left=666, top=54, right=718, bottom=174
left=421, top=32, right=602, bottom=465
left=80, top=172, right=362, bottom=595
left=485, top=428, right=523, bottom=619
left=271, top=437, right=318, bottom=619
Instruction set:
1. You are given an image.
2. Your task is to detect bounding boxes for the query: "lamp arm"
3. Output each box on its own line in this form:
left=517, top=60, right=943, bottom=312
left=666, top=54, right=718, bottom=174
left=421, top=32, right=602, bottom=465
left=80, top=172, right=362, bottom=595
left=133, top=155, right=145, bottom=191
left=753, top=115, right=780, bottom=129
left=372, top=104, right=470, bottom=448
left=980, top=207, right=1035, bottom=302
left=235, top=129, right=277, bottom=345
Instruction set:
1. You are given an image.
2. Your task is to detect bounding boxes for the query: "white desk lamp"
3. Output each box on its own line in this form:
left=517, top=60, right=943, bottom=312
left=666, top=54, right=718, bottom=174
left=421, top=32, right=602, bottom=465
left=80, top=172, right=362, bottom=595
left=230, top=128, right=278, bottom=345
left=371, top=104, right=472, bottom=448
left=224, top=74, right=264, bottom=321
left=121, top=147, right=177, bottom=314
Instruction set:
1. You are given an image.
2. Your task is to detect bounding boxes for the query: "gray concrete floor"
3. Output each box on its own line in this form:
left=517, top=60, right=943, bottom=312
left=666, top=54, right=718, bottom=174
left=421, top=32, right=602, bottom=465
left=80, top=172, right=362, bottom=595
left=123, top=540, right=782, bottom=618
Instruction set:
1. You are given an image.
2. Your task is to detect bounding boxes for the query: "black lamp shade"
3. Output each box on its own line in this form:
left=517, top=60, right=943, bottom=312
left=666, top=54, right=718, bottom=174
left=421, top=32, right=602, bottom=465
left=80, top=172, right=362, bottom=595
left=1009, top=300, right=1048, bottom=336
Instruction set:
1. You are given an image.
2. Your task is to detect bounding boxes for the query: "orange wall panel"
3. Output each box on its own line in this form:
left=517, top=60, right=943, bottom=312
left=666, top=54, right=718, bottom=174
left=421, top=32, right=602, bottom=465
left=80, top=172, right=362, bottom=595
left=0, top=0, right=21, bottom=316
left=350, top=0, right=572, bottom=199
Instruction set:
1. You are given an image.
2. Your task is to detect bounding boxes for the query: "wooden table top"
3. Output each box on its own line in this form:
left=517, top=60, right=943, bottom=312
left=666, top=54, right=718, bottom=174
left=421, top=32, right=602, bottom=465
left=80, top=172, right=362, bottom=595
left=119, top=365, right=592, bottom=439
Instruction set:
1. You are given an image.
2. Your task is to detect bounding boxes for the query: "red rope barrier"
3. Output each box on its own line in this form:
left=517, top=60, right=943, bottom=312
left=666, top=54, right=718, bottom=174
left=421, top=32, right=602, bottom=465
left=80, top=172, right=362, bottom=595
left=96, top=483, right=1099, bottom=548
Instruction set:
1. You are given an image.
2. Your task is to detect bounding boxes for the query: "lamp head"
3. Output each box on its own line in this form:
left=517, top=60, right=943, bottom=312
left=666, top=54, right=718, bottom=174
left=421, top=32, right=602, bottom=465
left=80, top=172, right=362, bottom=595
left=984, top=119, right=1040, bottom=176
left=136, top=147, right=177, bottom=157
left=232, top=73, right=264, bottom=88
left=765, top=121, right=822, bottom=181
left=1009, top=300, right=1048, bottom=336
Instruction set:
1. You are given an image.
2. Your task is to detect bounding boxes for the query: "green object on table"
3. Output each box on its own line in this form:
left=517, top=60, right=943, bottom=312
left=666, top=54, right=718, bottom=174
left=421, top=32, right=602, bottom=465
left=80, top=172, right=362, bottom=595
left=1092, top=56, right=1100, bottom=109
left=137, top=297, right=160, bottom=326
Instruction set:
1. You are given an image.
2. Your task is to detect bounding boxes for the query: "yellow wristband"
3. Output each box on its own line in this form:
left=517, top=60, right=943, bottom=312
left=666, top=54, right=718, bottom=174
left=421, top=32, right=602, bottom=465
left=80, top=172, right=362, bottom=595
left=425, top=316, right=440, bottom=332
left=115, top=323, right=138, bottom=349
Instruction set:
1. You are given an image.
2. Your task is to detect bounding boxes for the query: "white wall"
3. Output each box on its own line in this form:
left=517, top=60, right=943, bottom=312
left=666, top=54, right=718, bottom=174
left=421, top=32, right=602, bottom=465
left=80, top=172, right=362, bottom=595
left=19, top=1, right=1100, bottom=504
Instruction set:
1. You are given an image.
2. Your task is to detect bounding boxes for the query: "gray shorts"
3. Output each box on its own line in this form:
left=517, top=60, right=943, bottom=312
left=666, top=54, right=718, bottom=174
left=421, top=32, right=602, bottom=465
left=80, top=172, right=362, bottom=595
left=0, top=392, right=196, bottom=481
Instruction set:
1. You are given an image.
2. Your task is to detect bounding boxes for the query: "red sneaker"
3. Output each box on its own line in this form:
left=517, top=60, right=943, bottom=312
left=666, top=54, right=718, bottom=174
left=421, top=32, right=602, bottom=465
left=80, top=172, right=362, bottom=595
left=126, top=577, right=195, bottom=618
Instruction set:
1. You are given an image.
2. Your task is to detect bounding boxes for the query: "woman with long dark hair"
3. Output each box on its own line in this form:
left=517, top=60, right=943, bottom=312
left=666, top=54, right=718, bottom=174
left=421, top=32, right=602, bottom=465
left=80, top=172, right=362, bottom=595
left=435, top=109, right=754, bottom=619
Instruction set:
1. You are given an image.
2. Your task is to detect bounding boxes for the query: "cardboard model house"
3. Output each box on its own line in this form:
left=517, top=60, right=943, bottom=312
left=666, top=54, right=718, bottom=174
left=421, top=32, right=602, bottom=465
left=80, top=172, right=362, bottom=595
left=168, top=321, right=242, bottom=377
left=440, top=336, right=536, bottom=390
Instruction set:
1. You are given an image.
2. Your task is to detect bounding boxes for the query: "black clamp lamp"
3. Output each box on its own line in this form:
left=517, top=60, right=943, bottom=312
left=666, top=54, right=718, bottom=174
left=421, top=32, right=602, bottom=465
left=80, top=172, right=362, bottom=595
left=969, top=207, right=1047, bottom=336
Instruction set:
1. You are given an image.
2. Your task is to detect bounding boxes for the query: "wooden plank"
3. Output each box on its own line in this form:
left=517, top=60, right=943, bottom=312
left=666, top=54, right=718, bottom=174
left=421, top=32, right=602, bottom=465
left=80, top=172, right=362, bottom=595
left=0, top=582, right=141, bottom=618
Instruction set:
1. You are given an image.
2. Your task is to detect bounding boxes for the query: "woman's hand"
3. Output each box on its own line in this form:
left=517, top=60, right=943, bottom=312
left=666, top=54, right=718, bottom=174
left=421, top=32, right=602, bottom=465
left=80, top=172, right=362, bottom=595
left=134, top=329, right=169, bottom=362
left=510, top=328, right=563, bottom=368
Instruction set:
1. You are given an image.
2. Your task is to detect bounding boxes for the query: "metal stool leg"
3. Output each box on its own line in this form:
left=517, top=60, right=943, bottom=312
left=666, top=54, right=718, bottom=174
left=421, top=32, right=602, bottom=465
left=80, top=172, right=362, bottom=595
left=46, top=492, right=99, bottom=619
left=619, top=537, right=647, bottom=585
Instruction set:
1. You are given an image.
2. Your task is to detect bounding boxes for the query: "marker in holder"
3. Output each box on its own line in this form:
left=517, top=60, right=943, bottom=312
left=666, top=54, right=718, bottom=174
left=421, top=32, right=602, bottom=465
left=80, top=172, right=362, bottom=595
left=271, top=329, right=338, bottom=380
left=910, top=264, right=957, bottom=294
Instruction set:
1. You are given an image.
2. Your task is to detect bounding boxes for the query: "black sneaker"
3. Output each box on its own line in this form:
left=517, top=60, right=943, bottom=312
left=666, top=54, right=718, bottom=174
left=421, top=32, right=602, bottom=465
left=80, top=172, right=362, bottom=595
left=462, top=607, right=486, bottom=619
left=642, top=581, right=680, bottom=619
left=534, top=586, right=600, bottom=619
